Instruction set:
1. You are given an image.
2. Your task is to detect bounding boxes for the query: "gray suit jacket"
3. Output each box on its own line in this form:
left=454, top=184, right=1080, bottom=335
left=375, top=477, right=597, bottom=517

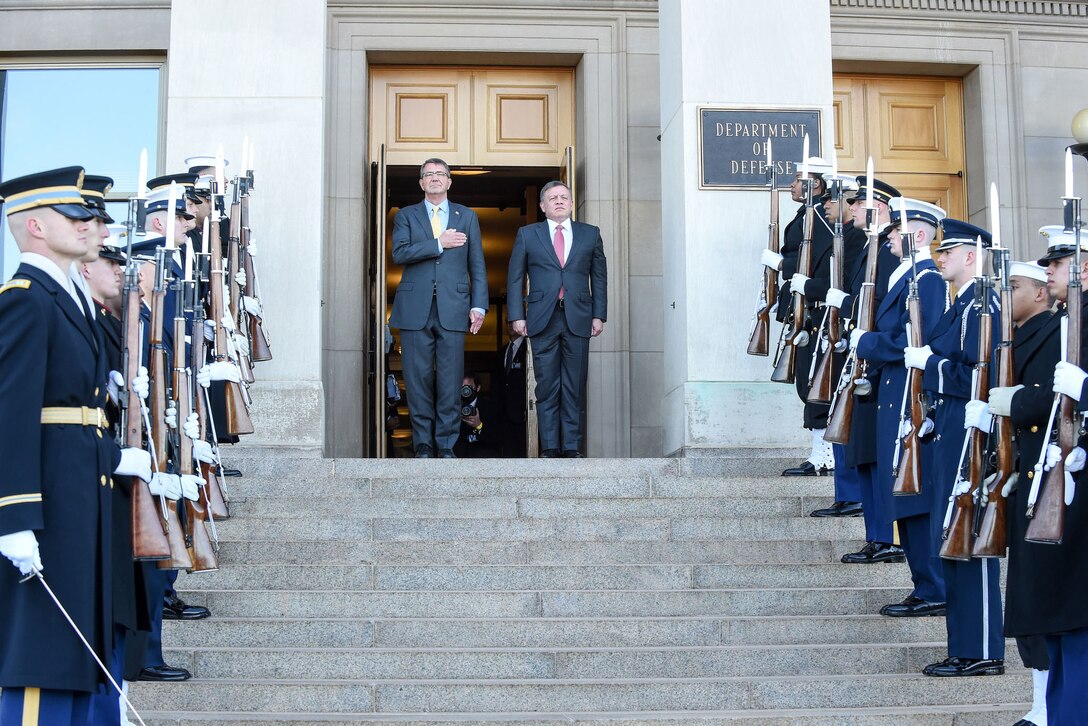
left=507, top=219, right=607, bottom=337
left=388, top=200, right=488, bottom=332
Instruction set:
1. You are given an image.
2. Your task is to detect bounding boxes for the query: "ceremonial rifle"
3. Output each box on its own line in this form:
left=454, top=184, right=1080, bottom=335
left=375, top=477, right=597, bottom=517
left=192, top=247, right=230, bottom=520
left=172, top=272, right=218, bottom=573
left=239, top=177, right=273, bottom=362
left=892, top=235, right=926, bottom=496
left=1027, top=189, right=1083, bottom=543
left=771, top=175, right=816, bottom=384
left=122, top=194, right=171, bottom=561
left=210, top=176, right=255, bottom=436
left=940, top=264, right=994, bottom=561
left=747, top=139, right=778, bottom=357
left=228, top=183, right=256, bottom=385
left=150, top=247, right=193, bottom=570
left=973, top=244, right=1013, bottom=557
left=807, top=178, right=847, bottom=404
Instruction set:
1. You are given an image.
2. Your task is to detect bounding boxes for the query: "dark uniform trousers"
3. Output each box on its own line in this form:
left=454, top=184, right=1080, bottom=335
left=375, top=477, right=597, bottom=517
left=854, top=259, right=948, bottom=604
left=400, top=296, right=466, bottom=451
left=921, top=282, right=1003, bottom=660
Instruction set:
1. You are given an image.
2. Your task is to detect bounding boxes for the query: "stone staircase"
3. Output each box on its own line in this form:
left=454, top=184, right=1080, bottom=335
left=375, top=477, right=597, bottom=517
left=132, top=449, right=1030, bottom=725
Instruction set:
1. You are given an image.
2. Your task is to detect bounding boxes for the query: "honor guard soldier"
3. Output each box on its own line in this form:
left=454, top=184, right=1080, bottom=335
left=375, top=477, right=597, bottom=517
left=979, top=258, right=1058, bottom=725
left=0, top=167, right=152, bottom=725
left=1004, top=225, right=1088, bottom=724
left=849, top=198, right=950, bottom=617
left=762, top=157, right=836, bottom=475
left=830, top=176, right=906, bottom=563
left=905, top=219, right=1004, bottom=676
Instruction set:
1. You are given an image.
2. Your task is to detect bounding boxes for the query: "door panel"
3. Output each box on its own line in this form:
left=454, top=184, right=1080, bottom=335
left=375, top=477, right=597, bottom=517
left=368, top=144, right=388, bottom=457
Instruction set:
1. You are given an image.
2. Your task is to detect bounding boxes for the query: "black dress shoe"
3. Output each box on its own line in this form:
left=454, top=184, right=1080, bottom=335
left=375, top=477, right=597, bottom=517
left=540, top=449, right=561, bottom=458
left=222, top=468, right=242, bottom=477
left=162, top=593, right=211, bottom=620
left=781, top=460, right=832, bottom=477
left=438, top=448, right=456, bottom=458
left=1013, top=720, right=1041, bottom=726
left=880, top=595, right=946, bottom=617
left=810, top=501, right=863, bottom=517
left=562, top=450, right=583, bottom=458
left=415, top=444, right=434, bottom=458
left=922, top=656, right=1005, bottom=677
left=138, top=664, right=191, bottom=681
left=841, top=541, right=906, bottom=564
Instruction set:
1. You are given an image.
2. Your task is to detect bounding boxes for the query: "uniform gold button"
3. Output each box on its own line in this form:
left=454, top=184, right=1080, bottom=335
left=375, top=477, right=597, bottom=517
left=94, top=387, right=99, bottom=396
left=1030, top=426, right=1039, bottom=433
left=99, top=475, right=106, bottom=486
left=1028, top=470, right=1035, bottom=479
left=96, top=429, right=103, bottom=439
left=109, top=478, right=114, bottom=489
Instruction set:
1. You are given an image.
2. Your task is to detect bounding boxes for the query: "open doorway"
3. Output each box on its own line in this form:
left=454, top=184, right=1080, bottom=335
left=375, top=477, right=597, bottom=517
left=372, top=164, right=564, bottom=458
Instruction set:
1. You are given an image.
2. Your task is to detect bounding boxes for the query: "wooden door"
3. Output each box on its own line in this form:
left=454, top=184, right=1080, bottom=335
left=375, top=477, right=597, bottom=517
left=833, top=74, right=966, bottom=221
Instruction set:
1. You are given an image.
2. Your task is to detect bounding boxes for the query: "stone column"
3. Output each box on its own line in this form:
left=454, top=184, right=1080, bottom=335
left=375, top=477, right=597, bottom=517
left=659, top=0, right=833, bottom=455
left=165, top=0, right=326, bottom=447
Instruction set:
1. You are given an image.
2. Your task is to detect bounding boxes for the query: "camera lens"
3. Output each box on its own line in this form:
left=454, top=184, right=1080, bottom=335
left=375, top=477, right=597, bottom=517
left=460, top=385, right=475, bottom=400
left=461, top=404, right=477, bottom=417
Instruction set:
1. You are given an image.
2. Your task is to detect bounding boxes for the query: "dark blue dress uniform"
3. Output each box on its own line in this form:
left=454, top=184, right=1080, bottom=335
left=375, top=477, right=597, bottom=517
left=0, top=265, right=120, bottom=713
left=920, top=279, right=1004, bottom=662
left=1004, top=308, right=1060, bottom=671
left=855, top=256, right=948, bottom=604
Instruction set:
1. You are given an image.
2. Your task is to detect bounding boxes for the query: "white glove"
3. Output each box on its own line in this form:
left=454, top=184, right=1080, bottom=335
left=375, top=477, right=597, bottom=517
left=988, top=385, right=1023, bottom=417
left=131, top=366, right=149, bottom=401
left=241, top=296, right=263, bottom=317
left=825, top=288, right=849, bottom=309
left=904, top=345, right=933, bottom=371
left=236, top=333, right=251, bottom=358
left=951, top=476, right=972, bottom=497
left=760, top=249, right=784, bottom=271
left=115, top=448, right=152, bottom=483
left=107, top=370, right=125, bottom=404
left=790, top=273, right=811, bottom=296
left=1001, top=472, right=1019, bottom=498
left=148, top=472, right=181, bottom=500
left=183, top=412, right=201, bottom=441
left=1045, top=444, right=1063, bottom=471
left=1066, top=472, right=1077, bottom=506
left=849, top=329, right=867, bottom=351
left=197, top=362, right=242, bottom=388
left=964, top=399, right=994, bottom=432
left=235, top=270, right=247, bottom=289
left=246, top=241, right=258, bottom=257
left=919, top=418, right=934, bottom=438
left=203, top=318, right=216, bottom=342
left=164, top=400, right=177, bottom=429
left=179, top=474, right=203, bottom=502
left=898, top=418, right=934, bottom=439
left=1054, top=361, right=1088, bottom=401
left=220, top=314, right=236, bottom=332
left=0, top=530, right=42, bottom=575
left=192, top=439, right=216, bottom=464
left=1066, top=446, right=1086, bottom=474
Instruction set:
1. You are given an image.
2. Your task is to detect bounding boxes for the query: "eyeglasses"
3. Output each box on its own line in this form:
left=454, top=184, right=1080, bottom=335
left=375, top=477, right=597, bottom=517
left=422, top=171, right=450, bottom=178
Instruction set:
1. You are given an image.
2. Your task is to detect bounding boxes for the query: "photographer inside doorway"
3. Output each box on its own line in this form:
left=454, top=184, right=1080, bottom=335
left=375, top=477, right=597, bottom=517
left=453, top=372, right=503, bottom=458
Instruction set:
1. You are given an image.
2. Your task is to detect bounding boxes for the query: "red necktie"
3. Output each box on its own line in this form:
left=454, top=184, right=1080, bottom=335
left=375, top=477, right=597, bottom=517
left=554, top=225, right=565, bottom=299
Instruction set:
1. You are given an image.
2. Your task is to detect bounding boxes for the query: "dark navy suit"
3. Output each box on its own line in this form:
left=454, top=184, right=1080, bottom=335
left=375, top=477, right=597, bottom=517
left=855, top=257, right=948, bottom=603
left=921, top=280, right=1004, bottom=661
left=390, top=200, right=488, bottom=451
left=0, top=263, right=120, bottom=720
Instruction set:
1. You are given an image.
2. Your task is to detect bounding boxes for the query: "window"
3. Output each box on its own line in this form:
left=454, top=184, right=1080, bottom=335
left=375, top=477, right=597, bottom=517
left=0, top=66, right=161, bottom=278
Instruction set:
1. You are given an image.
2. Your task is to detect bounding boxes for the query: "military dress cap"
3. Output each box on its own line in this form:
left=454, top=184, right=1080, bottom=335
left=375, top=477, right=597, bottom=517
left=1036, top=224, right=1088, bottom=264
left=793, top=156, right=834, bottom=177
left=189, top=174, right=214, bottom=198
left=936, top=218, right=991, bottom=252
left=99, top=242, right=127, bottom=264
left=147, top=172, right=198, bottom=194
left=822, top=173, right=860, bottom=196
left=146, top=184, right=195, bottom=219
left=127, top=236, right=169, bottom=261
left=888, top=197, right=947, bottom=228
left=102, top=223, right=129, bottom=259
left=1009, top=261, right=1047, bottom=282
left=0, top=166, right=94, bottom=219
left=184, top=155, right=229, bottom=174
left=81, top=174, right=115, bottom=223
left=847, top=176, right=900, bottom=205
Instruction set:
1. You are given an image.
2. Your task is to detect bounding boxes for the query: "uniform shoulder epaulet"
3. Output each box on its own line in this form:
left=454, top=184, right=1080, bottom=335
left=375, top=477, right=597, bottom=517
left=0, top=279, right=32, bottom=294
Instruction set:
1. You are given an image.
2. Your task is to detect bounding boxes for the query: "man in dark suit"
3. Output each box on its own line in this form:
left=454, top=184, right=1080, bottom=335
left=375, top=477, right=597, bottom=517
left=507, top=180, right=607, bottom=457
left=389, top=158, right=488, bottom=458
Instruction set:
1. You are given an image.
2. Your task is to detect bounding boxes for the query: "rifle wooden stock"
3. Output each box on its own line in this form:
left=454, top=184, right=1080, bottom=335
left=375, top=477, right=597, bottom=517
left=149, top=283, right=193, bottom=571
left=241, top=195, right=273, bottom=362
left=747, top=309, right=771, bottom=358
left=893, top=296, right=926, bottom=497
left=973, top=276, right=1014, bottom=558
left=941, top=301, right=993, bottom=561
left=209, top=207, right=255, bottom=436
left=201, top=461, right=230, bottom=520
left=1027, top=279, right=1080, bottom=544
left=748, top=169, right=779, bottom=357
left=124, top=283, right=171, bottom=561
left=806, top=307, right=836, bottom=405
left=190, top=314, right=230, bottom=520
left=174, top=315, right=218, bottom=573
left=823, top=373, right=855, bottom=444
left=770, top=334, right=797, bottom=384
left=247, top=310, right=273, bottom=362
left=773, top=203, right=815, bottom=384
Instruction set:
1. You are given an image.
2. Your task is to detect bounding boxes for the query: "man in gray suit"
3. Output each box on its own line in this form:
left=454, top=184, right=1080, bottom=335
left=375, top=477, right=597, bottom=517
left=389, top=158, right=488, bottom=458
left=507, top=181, right=607, bottom=457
